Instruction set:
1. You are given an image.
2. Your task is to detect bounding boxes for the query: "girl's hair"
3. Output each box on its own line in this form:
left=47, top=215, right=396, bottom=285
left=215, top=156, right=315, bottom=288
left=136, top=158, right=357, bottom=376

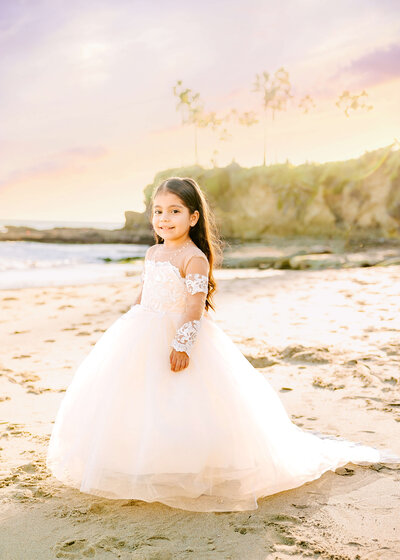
left=149, top=176, right=224, bottom=312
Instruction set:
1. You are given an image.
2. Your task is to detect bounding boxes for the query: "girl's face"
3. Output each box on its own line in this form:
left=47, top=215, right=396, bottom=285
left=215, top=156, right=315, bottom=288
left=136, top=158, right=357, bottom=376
left=152, top=191, right=199, bottom=241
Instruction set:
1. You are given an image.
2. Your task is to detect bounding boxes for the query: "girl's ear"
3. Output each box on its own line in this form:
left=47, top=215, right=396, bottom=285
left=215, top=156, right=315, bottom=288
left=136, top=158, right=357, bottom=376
left=190, top=210, right=200, bottom=226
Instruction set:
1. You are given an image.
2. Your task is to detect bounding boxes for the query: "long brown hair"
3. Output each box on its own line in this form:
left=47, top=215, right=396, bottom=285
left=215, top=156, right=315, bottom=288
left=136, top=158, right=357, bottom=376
left=149, top=176, right=224, bottom=312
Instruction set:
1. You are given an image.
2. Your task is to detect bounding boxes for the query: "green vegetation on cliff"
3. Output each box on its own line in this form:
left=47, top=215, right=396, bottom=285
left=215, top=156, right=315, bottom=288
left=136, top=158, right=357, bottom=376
left=125, top=142, right=400, bottom=241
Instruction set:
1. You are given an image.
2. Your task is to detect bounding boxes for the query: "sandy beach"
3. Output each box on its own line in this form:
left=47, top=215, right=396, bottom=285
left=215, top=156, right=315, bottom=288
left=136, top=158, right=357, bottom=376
left=1, top=264, right=400, bottom=559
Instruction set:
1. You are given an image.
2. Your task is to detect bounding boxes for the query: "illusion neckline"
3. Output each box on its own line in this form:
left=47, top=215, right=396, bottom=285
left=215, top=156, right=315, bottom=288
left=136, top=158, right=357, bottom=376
left=146, top=258, right=185, bottom=281
left=157, top=239, right=195, bottom=252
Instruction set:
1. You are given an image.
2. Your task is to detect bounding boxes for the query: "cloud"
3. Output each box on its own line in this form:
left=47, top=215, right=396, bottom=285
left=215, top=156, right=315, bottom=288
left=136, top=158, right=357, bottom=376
left=0, top=145, right=109, bottom=190
left=334, top=43, right=400, bottom=88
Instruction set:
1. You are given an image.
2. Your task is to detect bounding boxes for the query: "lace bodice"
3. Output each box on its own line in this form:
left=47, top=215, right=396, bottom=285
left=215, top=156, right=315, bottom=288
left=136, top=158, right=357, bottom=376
left=140, top=259, right=189, bottom=314
left=137, top=242, right=210, bottom=356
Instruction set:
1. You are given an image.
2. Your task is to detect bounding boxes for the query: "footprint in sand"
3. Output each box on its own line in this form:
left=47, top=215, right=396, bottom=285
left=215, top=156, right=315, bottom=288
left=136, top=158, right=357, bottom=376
left=1, top=459, right=53, bottom=503
left=281, top=344, right=330, bottom=364
left=53, top=533, right=168, bottom=558
left=383, top=376, right=398, bottom=385
left=53, top=539, right=96, bottom=558
left=2, top=423, right=28, bottom=437
left=58, top=305, right=75, bottom=310
left=2, top=296, right=19, bottom=301
left=27, top=386, right=52, bottom=395
left=335, top=467, right=355, bottom=476
left=245, top=355, right=279, bottom=367
left=18, top=372, right=41, bottom=383
left=291, top=503, right=310, bottom=509
left=3, top=371, right=51, bottom=396
left=230, top=514, right=301, bottom=539
left=76, top=332, right=91, bottom=336
left=312, top=377, right=345, bottom=391
left=54, top=503, right=105, bottom=519
left=381, top=343, right=400, bottom=357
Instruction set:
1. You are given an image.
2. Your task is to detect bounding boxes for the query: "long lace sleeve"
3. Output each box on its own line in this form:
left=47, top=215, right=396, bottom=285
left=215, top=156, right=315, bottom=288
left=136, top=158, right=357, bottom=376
left=170, top=255, right=209, bottom=357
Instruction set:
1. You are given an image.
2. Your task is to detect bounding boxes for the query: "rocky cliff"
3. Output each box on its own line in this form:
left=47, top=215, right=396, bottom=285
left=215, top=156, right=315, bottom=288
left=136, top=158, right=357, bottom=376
left=126, top=141, right=399, bottom=241
left=1, top=143, right=399, bottom=244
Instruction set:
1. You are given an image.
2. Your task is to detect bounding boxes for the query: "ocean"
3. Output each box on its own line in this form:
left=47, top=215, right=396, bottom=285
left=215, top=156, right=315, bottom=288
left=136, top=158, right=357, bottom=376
left=0, top=240, right=148, bottom=290
left=0, top=218, right=125, bottom=231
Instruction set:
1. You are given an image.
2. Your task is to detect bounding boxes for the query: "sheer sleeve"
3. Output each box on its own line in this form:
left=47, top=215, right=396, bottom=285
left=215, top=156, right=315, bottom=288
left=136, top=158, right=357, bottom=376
left=170, top=254, right=209, bottom=357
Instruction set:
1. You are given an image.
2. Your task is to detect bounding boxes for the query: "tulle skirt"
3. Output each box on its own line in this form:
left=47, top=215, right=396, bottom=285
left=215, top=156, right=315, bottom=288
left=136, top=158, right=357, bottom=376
left=46, top=303, right=400, bottom=512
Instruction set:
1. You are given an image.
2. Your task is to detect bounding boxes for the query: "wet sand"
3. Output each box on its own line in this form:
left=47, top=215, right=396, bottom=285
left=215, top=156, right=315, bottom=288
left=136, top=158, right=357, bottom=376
left=1, top=264, right=400, bottom=559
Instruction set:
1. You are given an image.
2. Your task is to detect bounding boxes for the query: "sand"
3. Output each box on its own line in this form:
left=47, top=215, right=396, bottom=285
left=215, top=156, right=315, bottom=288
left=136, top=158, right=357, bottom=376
left=1, top=264, right=400, bottom=559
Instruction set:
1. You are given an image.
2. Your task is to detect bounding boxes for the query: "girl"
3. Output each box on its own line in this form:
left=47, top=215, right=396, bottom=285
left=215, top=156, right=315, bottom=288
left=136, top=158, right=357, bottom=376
left=46, top=176, right=399, bottom=512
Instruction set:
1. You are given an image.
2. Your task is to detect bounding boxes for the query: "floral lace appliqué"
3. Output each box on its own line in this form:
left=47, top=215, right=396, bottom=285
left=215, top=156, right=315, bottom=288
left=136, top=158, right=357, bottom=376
left=185, top=273, right=208, bottom=295
left=171, top=320, right=201, bottom=356
left=140, top=260, right=187, bottom=313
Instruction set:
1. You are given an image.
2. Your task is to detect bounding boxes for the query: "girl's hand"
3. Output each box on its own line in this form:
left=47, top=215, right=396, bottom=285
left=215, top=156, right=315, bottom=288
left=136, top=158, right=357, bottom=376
left=170, top=348, right=189, bottom=372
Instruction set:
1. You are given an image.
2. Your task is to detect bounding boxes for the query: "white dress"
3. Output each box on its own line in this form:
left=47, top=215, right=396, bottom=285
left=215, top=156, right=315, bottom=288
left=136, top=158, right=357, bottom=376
left=46, top=242, right=400, bottom=512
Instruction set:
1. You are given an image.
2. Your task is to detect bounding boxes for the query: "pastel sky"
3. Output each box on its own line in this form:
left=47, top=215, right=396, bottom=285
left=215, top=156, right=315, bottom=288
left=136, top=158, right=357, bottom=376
left=1, top=0, right=399, bottom=223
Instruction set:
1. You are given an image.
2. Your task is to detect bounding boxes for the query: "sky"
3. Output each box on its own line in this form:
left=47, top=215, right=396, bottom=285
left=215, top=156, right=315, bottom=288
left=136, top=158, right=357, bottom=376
left=0, top=0, right=399, bottom=224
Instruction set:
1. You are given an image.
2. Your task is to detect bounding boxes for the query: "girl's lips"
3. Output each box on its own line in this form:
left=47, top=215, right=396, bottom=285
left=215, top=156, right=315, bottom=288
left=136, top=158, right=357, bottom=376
left=160, top=227, right=174, bottom=230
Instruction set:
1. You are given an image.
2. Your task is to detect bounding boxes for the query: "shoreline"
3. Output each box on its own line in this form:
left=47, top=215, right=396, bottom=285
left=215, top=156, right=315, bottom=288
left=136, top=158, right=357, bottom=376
left=1, top=238, right=400, bottom=291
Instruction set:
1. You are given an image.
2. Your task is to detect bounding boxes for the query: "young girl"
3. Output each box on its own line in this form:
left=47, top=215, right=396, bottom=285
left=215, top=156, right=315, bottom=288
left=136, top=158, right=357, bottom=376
left=46, top=176, right=399, bottom=512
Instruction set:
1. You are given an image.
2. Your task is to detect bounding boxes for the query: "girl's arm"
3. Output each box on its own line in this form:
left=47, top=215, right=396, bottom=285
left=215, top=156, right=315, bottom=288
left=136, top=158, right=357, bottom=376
left=133, top=283, right=143, bottom=305
left=134, top=246, right=153, bottom=305
left=170, top=255, right=209, bottom=356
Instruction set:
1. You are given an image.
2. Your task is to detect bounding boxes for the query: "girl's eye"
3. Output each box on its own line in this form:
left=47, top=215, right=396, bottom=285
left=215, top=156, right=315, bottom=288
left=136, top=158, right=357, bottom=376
left=154, top=210, right=179, bottom=214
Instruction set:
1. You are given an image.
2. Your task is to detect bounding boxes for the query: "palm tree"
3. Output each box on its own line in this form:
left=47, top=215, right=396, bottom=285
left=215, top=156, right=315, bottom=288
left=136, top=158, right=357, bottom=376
left=298, top=94, right=316, bottom=114
left=252, top=67, right=293, bottom=165
left=172, top=80, right=204, bottom=164
left=335, top=89, right=373, bottom=117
